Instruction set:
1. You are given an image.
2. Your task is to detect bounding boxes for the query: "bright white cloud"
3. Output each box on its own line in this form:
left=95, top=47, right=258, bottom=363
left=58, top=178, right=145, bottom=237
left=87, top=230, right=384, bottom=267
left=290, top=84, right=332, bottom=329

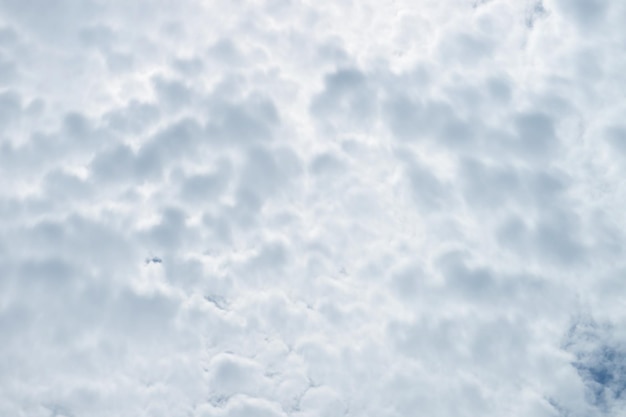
left=1, top=0, right=625, bottom=416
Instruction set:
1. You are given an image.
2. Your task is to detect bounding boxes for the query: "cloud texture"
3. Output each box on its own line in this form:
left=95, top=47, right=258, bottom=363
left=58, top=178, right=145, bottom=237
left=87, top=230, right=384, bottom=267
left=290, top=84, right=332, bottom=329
left=1, top=0, right=626, bottom=416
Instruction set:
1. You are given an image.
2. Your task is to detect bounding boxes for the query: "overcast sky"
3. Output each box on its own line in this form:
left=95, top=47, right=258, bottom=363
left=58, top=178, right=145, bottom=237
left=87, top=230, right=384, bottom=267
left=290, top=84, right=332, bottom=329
left=1, top=0, right=626, bottom=416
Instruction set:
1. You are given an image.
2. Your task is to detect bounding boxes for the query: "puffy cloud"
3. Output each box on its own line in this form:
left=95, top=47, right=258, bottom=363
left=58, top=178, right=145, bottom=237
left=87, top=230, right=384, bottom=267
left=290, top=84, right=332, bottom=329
left=1, top=0, right=625, bottom=416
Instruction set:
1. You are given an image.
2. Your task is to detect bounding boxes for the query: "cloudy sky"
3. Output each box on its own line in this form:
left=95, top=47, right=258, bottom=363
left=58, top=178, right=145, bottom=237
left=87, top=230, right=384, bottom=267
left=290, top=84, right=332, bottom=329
left=1, top=0, right=626, bottom=416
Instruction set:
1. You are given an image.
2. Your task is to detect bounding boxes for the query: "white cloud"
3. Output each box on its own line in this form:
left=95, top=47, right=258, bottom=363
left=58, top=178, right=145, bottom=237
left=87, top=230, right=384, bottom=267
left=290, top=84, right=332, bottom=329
left=1, top=0, right=626, bottom=416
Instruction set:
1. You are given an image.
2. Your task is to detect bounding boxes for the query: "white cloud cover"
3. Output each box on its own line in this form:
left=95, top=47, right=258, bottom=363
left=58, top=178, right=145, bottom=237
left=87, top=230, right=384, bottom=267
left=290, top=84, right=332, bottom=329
left=1, top=0, right=626, bottom=416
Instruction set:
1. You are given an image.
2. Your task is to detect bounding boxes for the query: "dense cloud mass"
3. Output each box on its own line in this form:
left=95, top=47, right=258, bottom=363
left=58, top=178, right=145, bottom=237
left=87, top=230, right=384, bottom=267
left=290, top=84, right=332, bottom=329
left=1, top=0, right=626, bottom=416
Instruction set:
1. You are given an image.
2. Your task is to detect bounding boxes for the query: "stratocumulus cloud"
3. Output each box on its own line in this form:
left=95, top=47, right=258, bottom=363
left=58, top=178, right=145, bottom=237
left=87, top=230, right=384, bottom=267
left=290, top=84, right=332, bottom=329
left=1, top=0, right=625, bottom=416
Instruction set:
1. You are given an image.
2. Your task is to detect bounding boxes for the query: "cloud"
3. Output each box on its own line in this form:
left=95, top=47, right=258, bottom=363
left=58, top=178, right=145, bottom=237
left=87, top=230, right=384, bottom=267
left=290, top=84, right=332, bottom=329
left=1, top=0, right=625, bottom=416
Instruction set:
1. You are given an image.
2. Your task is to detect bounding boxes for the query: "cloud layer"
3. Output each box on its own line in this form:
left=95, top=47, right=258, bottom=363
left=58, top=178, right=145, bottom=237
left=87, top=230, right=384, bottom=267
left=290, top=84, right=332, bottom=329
left=1, top=0, right=626, bottom=416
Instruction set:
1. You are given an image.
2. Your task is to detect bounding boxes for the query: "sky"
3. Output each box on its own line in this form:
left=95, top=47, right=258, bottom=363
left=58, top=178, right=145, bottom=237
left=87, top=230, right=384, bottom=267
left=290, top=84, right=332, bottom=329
left=1, top=0, right=626, bottom=416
